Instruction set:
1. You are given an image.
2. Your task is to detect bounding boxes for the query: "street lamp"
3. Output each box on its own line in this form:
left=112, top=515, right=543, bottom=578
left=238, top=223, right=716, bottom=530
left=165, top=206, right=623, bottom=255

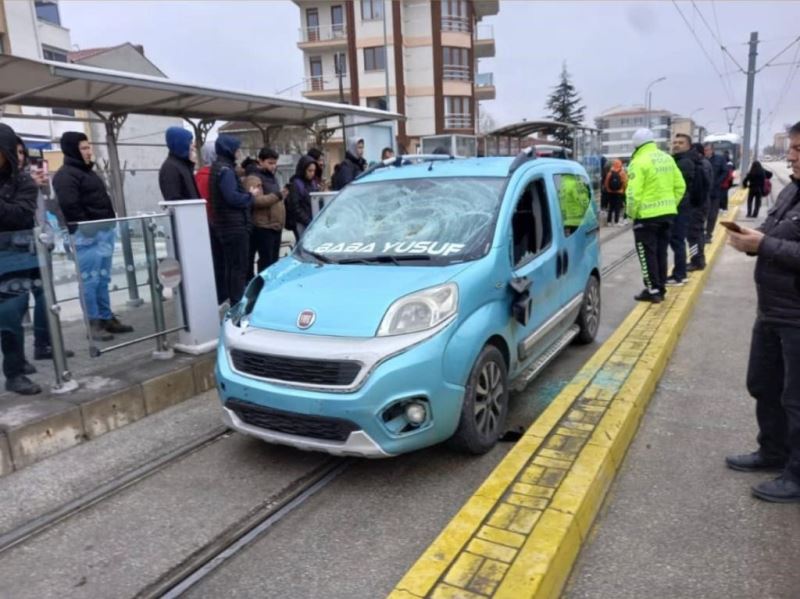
left=644, top=76, right=667, bottom=130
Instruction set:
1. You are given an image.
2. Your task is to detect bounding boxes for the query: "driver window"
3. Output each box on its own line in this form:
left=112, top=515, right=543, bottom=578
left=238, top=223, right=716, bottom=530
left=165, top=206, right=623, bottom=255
left=512, top=179, right=552, bottom=267
left=554, top=173, right=591, bottom=237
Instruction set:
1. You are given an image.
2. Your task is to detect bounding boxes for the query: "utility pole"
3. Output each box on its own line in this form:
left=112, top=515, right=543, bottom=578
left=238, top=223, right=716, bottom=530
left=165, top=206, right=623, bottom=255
left=741, top=31, right=759, bottom=173
left=754, top=108, right=762, bottom=161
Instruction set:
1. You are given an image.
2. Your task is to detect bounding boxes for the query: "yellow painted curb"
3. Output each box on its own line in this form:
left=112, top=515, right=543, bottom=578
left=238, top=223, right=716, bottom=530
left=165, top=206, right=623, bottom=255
left=389, top=190, right=746, bottom=599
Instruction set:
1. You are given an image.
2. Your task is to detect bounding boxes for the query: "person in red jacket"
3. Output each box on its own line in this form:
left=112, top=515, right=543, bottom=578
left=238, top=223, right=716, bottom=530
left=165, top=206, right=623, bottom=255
left=195, top=141, right=225, bottom=305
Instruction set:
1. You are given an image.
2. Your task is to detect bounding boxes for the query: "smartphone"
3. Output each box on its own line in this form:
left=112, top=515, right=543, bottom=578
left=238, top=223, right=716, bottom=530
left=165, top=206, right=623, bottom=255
left=719, top=221, right=743, bottom=233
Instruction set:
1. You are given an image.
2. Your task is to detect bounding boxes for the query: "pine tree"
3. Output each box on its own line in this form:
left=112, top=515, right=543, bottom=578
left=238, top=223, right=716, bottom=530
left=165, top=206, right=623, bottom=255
left=545, top=62, right=586, bottom=147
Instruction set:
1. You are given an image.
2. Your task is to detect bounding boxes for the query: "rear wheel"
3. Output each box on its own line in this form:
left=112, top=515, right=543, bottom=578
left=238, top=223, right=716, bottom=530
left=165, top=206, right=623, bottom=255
left=575, top=275, right=601, bottom=344
left=449, top=345, right=509, bottom=454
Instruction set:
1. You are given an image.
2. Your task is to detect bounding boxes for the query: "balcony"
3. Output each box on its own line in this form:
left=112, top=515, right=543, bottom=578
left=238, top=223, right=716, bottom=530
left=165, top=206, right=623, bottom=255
left=298, top=24, right=348, bottom=49
left=475, top=72, right=495, bottom=100
left=473, top=24, right=495, bottom=58
left=302, top=76, right=351, bottom=102
left=473, top=0, right=500, bottom=18
left=444, top=113, right=473, bottom=130
left=441, top=16, right=470, bottom=33
left=443, top=65, right=471, bottom=82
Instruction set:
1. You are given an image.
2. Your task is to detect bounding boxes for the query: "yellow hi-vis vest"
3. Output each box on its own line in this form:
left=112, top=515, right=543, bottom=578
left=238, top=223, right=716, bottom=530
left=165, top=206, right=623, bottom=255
left=625, top=142, right=684, bottom=221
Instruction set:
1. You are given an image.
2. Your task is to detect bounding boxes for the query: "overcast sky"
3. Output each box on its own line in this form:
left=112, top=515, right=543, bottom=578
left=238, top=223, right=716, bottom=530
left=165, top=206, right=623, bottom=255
left=59, top=0, right=800, bottom=139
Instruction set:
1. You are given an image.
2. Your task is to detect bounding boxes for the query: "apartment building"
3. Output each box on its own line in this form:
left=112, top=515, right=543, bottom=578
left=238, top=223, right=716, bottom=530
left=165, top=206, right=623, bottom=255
left=294, top=0, right=497, bottom=153
left=595, top=107, right=672, bottom=160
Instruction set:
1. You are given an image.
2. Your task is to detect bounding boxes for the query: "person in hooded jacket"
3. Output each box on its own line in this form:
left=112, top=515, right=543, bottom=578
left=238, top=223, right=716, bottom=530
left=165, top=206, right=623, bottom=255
left=603, top=159, right=628, bottom=225
left=704, top=143, right=728, bottom=243
left=686, top=142, right=712, bottom=271
left=743, top=161, right=772, bottom=219
left=195, top=141, right=225, bottom=305
left=52, top=132, right=134, bottom=342
left=0, top=124, right=42, bottom=394
left=158, top=127, right=199, bottom=201
left=287, top=156, right=318, bottom=241
left=210, top=135, right=255, bottom=304
left=331, top=137, right=366, bottom=191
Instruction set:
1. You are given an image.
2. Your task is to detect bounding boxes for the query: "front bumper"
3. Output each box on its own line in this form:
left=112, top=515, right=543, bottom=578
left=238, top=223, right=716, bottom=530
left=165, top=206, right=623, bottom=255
left=216, top=320, right=465, bottom=457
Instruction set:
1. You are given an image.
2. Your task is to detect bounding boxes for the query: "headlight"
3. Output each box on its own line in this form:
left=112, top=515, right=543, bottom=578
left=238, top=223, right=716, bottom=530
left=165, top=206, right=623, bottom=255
left=377, top=283, right=458, bottom=337
left=228, top=276, right=264, bottom=327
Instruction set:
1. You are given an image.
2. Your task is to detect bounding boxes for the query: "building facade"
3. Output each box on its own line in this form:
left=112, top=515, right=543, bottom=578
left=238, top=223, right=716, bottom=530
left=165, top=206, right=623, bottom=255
left=294, top=0, right=497, bottom=153
left=595, top=107, right=672, bottom=160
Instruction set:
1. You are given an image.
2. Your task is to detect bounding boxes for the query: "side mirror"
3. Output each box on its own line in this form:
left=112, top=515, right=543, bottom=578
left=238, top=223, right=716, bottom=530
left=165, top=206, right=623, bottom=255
left=509, top=276, right=532, bottom=326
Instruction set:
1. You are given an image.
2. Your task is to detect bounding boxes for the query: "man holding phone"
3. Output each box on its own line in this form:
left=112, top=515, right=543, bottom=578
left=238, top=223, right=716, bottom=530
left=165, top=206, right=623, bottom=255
left=725, top=120, right=800, bottom=503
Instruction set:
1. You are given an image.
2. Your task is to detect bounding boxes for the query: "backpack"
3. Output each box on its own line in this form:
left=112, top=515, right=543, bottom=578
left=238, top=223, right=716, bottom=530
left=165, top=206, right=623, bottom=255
left=762, top=178, right=772, bottom=197
left=607, top=171, right=623, bottom=193
left=721, top=168, right=734, bottom=190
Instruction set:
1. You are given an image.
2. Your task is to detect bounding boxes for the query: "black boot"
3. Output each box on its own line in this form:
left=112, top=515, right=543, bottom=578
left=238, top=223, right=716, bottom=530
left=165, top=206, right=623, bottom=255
left=22, top=362, right=37, bottom=375
left=634, top=289, right=663, bottom=303
left=752, top=475, right=800, bottom=503
left=89, top=320, right=114, bottom=342
left=104, top=316, right=134, bottom=334
left=34, top=346, right=75, bottom=360
left=5, top=375, right=42, bottom=395
left=725, top=451, right=786, bottom=472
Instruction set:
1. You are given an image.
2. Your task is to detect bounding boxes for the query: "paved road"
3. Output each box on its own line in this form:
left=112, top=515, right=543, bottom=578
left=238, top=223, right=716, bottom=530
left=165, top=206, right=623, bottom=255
left=0, top=227, right=644, bottom=598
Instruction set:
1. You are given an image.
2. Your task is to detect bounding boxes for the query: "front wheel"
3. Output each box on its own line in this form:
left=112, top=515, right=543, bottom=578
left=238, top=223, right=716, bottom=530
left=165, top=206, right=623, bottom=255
left=575, top=275, right=601, bottom=345
left=449, top=345, right=509, bottom=454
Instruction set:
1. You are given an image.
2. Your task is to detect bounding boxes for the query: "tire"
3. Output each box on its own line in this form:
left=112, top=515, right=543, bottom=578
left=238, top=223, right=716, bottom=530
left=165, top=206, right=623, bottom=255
left=449, top=345, right=509, bottom=454
left=575, top=275, right=601, bottom=345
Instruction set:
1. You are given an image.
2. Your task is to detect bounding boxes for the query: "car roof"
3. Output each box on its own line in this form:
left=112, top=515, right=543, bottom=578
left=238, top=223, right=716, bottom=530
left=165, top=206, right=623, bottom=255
left=353, top=156, right=581, bottom=183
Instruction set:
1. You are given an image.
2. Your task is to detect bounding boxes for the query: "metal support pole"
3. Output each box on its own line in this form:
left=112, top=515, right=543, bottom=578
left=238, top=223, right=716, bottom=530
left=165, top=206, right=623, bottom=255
left=741, top=31, right=759, bottom=174
left=102, top=114, right=143, bottom=307
left=754, top=108, right=762, bottom=161
left=143, top=218, right=172, bottom=360
left=382, top=0, right=390, bottom=111
left=33, top=225, right=78, bottom=393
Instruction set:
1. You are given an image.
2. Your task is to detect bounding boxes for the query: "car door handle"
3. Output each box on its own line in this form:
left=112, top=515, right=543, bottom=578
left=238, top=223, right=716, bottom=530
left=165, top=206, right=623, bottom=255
left=556, top=252, right=563, bottom=278
left=562, top=250, right=569, bottom=275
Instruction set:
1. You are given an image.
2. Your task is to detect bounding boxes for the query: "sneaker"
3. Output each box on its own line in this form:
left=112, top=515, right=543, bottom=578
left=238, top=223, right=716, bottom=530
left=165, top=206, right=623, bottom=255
left=22, top=362, right=37, bottom=375
left=89, top=320, right=114, bottom=342
left=687, top=263, right=705, bottom=272
left=665, top=276, right=685, bottom=287
left=34, top=346, right=75, bottom=360
left=726, top=451, right=786, bottom=472
left=103, top=317, right=134, bottom=334
left=5, top=375, right=42, bottom=395
left=634, top=289, right=663, bottom=303
left=752, top=475, right=800, bottom=503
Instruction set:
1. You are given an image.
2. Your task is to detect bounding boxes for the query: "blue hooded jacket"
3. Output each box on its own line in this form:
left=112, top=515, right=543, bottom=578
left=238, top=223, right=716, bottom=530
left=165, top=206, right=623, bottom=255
left=165, top=127, right=193, bottom=160
left=210, top=135, right=251, bottom=229
left=215, top=135, right=241, bottom=163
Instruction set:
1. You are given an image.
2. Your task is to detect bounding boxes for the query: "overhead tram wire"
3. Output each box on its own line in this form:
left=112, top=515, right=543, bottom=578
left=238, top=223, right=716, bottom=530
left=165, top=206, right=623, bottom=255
left=758, top=35, right=800, bottom=72
left=672, top=0, right=737, bottom=106
left=765, top=40, right=800, bottom=130
left=708, top=0, right=740, bottom=104
left=691, top=0, right=747, bottom=74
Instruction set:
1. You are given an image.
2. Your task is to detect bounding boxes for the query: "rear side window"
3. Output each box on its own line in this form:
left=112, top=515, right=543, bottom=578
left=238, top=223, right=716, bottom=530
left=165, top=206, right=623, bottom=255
left=553, top=173, right=592, bottom=236
left=511, top=179, right=552, bottom=267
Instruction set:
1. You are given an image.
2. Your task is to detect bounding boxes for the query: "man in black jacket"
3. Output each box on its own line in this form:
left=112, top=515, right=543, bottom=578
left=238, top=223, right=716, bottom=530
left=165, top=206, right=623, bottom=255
left=158, top=127, right=199, bottom=201
left=331, top=136, right=366, bottom=191
left=52, top=132, right=133, bottom=341
left=704, top=143, right=728, bottom=243
left=0, top=123, right=41, bottom=394
left=726, top=120, right=800, bottom=503
left=687, top=142, right=711, bottom=270
left=666, top=133, right=695, bottom=286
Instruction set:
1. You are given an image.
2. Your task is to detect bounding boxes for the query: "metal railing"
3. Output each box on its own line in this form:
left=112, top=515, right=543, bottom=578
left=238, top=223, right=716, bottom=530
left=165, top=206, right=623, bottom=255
left=299, top=24, right=347, bottom=43
left=304, top=76, right=348, bottom=93
left=441, top=16, right=470, bottom=32
left=444, top=114, right=472, bottom=129
left=443, top=65, right=471, bottom=81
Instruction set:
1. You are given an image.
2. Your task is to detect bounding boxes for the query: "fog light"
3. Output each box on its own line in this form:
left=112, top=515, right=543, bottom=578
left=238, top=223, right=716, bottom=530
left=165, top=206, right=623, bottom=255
left=405, top=402, right=427, bottom=425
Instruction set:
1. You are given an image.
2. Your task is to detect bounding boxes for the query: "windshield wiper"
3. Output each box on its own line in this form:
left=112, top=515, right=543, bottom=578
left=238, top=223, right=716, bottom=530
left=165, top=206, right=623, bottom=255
left=298, top=246, right=332, bottom=264
left=338, top=255, right=432, bottom=265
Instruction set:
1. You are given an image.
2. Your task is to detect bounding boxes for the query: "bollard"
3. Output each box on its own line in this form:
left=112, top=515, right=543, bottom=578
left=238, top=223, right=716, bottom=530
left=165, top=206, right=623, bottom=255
left=142, top=218, right=172, bottom=360
left=33, top=226, right=79, bottom=394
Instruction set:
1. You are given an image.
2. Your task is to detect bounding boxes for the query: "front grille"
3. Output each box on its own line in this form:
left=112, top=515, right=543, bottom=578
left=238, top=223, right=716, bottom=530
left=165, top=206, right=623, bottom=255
left=230, top=349, right=361, bottom=386
left=226, top=398, right=359, bottom=442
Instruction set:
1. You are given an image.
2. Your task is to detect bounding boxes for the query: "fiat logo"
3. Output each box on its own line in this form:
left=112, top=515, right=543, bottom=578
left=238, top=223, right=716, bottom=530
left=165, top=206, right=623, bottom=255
left=297, top=309, right=316, bottom=329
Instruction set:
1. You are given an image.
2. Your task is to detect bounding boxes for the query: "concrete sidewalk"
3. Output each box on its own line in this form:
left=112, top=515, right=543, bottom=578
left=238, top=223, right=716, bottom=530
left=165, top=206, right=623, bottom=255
left=566, top=197, right=800, bottom=597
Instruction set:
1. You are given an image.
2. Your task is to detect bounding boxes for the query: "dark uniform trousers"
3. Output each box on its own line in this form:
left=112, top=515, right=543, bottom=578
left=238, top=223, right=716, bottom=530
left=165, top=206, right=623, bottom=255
left=747, top=319, right=800, bottom=482
left=633, top=218, right=673, bottom=293
left=687, top=197, right=709, bottom=267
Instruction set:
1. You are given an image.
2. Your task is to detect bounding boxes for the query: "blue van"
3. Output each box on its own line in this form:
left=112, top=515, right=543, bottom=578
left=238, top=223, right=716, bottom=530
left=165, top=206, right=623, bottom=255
left=217, top=152, right=601, bottom=457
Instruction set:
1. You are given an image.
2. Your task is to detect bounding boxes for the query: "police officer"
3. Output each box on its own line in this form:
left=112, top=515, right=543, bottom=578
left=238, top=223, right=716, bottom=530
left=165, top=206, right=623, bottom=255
left=626, top=128, right=685, bottom=303
left=725, top=120, right=800, bottom=503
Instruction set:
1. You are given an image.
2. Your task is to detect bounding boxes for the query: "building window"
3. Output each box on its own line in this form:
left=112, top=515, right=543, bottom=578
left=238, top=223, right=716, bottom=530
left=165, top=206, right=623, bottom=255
left=42, top=46, right=68, bottom=63
left=443, top=47, right=470, bottom=81
left=305, top=8, right=320, bottom=41
left=331, top=5, right=345, bottom=37
left=309, top=56, right=323, bottom=91
left=334, top=52, right=347, bottom=76
left=444, top=96, right=472, bottom=129
left=442, top=0, right=469, bottom=32
left=35, top=1, right=61, bottom=26
left=361, top=0, right=384, bottom=21
left=366, top=97, right=388, bottom=111
left=363, top=46, right=386, bottom=71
